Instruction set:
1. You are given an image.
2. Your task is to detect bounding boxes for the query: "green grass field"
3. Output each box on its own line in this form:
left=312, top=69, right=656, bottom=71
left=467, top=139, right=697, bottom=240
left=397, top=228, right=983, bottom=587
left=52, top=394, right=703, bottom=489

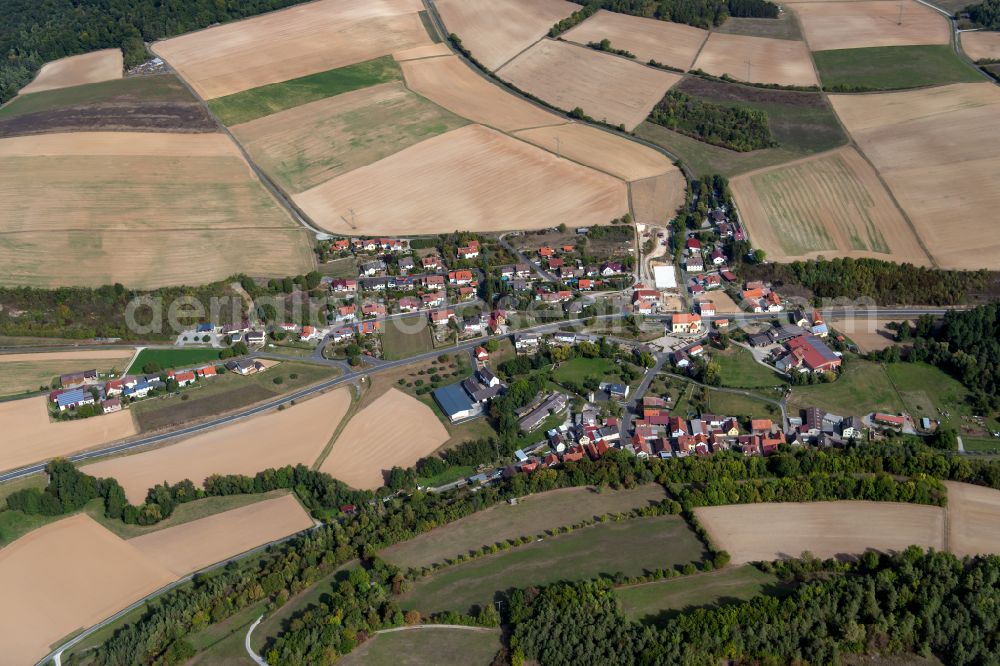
left=208, top=56, right=402, bottom=125
left=382, top=316, right=435, bottom=360
left=789, top=357, right=903, bottom=417
left=715, top=13, right=803, bottom=40
left=884, top=362, right=971, bottom=433
left=708, top=390, right=781, bottom=421
left=400, top=515, right=706, bottom=615
left=616, top=565, right=784, bottom=624
left=126, top=347, right=222, bottom=373
left=716, top=347, right=787, bottom=389
left=339, top=627, right=502, bottom=666
left=553, top=357, right=617, bottom=384
left=814, top=45, right=983, bottom=91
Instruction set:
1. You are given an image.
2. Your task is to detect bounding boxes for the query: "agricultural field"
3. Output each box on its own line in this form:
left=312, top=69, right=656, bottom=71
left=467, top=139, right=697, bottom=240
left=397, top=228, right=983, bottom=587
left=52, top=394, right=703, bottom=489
left=789, top=0, right=950, bottom=52
left=616, top=565, right=783, bottom=624
left=435, top=0, right=576, bottom=70
left=0, top=74, right=215, bottom=137
left=715, top=12, right=804, bottom=41
left=152, top=0, right=434, bottom=99
left=232, top=81, right=468, bottom=192
left=945, top=482, right=1000, bottom=557
left=829, top=83, right=1000, bottom=269
left=695, top=501, right=945, bottom=564
left=126, top=347, right=221, bottom=374
left=787, top=357, right=903, bottom=416
left=0, top=514, right=175, bottom=665
left=292, top=124, right=628, bottom=235
left=381, top=316, right=435, bottom=360
left=962, top=31, right=1000, bottom=61
left=399, top=55, right=564, bottom=131
left=380, top=484, right=669, bottom=569
left=320, top=388, right=449, bottom=489
left=338, top=627, right=503, bottom=666
left=730, top=147, right=930, bottom=263
left=129, top=494, right=313, bottom=576
left=630, top=171, right=688, bottom=225
left=562, top=9, right=708, bottom=71
left=497, top=39, right=682, bottom=130
left=843, top=319, right=910, bottom=353
left=20, top=49, right=123, bottom=95
left=392, top=43, right=453, bottom=61
left=692, top=33, right=819, bottom=87
left=0, top=131, right=314, bottom=288
left=82, top=388, right=351, bottom=503
left=400, top=515, right=706, bottom=614
left=0, top=349, right=133, bottom=396
left=813, top=45, right=982, bottom=90
left=209, top=56, right=404, bottom=126
left=0, top=396, right=137, bottom=473
left=514, top=122, right=679, bottom=182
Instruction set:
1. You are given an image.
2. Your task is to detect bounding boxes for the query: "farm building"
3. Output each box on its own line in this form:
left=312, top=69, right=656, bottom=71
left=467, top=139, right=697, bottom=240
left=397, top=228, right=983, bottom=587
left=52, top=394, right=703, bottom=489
left=433, top=382, right=483, bottom=423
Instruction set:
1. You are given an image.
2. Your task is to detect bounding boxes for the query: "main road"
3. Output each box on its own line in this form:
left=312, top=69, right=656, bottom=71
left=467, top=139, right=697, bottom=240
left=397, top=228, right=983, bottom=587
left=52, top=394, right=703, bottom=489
left=0, top=306, right=958, bottom=484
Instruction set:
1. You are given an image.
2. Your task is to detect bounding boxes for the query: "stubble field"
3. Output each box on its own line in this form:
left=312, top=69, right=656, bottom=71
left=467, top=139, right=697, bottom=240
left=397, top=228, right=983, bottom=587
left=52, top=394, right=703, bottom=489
left=20, top=49, right=123, bottom=95
left=82, top=388, right=351, bottom=503
left=731, top=147, right=930, bottom=263
left=630, top=171, right=688, bottom=225
left=0, top=131, right=314, bottom=287
left=692, top=33, right=819, bottom=87
left=962, top=30, right=1000, bottom=61
left=232, top=81, right=468, bottom=192
left=0, top=396, right=137, bottom=473
left=0, top=349, right=133, bottom=396
left=695, top=501, right=946, bottom=564
left=944, top=481, right=1000, bottom=557
left=435, top=0, right=577, bottom=70
left=153, top=0, right=433, bottom=99
left=789, top=0, right=950, bottom=51
left=829, top=83, right=1000, bottom=269
left=292, top=124, right=628, bottom=235
left=497, top=39, right=682, bottom=130
left=399, top=54, right=564, bottom=131
left=320, top=388, right=449, bottom=489
left=562, top=9, right=708, bottom=71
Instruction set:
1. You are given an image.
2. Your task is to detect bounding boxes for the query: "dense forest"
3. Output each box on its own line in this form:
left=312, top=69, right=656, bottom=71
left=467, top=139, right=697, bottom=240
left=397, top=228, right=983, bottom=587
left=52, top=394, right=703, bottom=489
left=509, top=549, right=1000, bottom=665
left=551, top=0, right=779, bottom=34
left=0, top=0, right=317, bottom=103
left=740, top=258, right=997, bottom=306
left=648, top=90, right=775, bottom=152
left=965, top=0, right=1000, bottom=27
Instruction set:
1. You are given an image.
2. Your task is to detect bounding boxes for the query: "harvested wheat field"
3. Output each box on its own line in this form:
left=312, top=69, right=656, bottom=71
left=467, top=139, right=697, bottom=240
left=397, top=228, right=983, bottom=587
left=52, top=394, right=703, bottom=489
left=0, top=514, right=174, bottom=665
left=962, top=30, right=1000, bottom=61
left=692, top=33, right=819, bottom=87
left=392, top=43, right=453, bottom=61
left=82, top=388, right=351, bottom=503
left=563, top=10, right=708, bottom=71
left=0, top=396, right=136, bottom=473
left=829, top=84, right=1000, bottom=269
left=842, top=319, right=912, bottom=353
left=498, top=39, right=681, bottom=130
left=945, top=481, right=1000, bottom=557
left=790, top=0, right=949, bottom=51
left=321, top=388, right=448, bottom=489
left=400, top=55, right=562, bottom=132
left=0, top=131, right=314, bottom=287
left=20, top=49, right=123, bottom=95
left=731, top=147, right=930, bottom=264
left=695, top=501, right=945, bottom=564
left=294, top=124, right=628, bottom=235
left=232, top=82, right=468, bottom=192
left=435, top=0, right=576, bottom=70
left=153, top=0, right=431, bottom=99
left=0, top=349, right=133, bottom=396
left=130, top=494, right=313, bottom=576
left=514, top=122, right=677, bottom=182
left=630, top=172, right=688, bottom=225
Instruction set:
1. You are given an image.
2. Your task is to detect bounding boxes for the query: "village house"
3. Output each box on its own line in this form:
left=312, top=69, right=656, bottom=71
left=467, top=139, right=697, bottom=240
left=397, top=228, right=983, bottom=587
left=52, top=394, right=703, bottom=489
left=422, top=291, right=445, bottom=308
left=421, top=256, right=443, bottom=271
left=398, top=296, right=421, bottom=312
left=101, top=397, right=122, bottom=414
left=671, top=313, right=703, bottom=334
left=362, top=302, right=386, bottom=317
left=423, top=275, right=445, bottom=288
left=777, top=335, right=842, bottom=374
left=448, top=269, right=473, bottom=285
left=300, top=325, right=320, bottom=341
left=195, top=364, right=217, bottom=378
left=430, top=309, right=455, bottom=326
left=336, top=304, right=357, bottom=322
left=538, top=246, right=554, bottom=258
left=356, top=320, right=381, bottom=335
left=710, top=248, right=726, bottom=265
left=475, top=346, right=490, bottom=362
left=54, top=387, right=95, bottom=411
left=398, top=256, right=415, bottom=272
left=515, top=333, right=540, bottom=352
left=599, top=262, right=623, bottom=276
left=686, top=238, right=702, bottom=254
left=330, top=278, right=357, bottom=292
left=458, top=240, right=480, bottom=259
left=360, top=260, right=386, bottom=276
left=698, top=301, right=716, bottom=317
left=685, top=254, right=704, bottom=272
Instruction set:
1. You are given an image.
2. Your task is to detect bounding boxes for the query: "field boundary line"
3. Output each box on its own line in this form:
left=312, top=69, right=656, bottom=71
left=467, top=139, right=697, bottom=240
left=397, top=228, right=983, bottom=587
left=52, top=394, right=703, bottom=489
left=311, top=382, right=365, bottom=471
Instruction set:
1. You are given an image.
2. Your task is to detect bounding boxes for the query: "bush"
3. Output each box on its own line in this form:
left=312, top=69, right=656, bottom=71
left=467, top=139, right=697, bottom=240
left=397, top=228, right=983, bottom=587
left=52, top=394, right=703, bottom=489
left=273, top=376, right=284, bottom=385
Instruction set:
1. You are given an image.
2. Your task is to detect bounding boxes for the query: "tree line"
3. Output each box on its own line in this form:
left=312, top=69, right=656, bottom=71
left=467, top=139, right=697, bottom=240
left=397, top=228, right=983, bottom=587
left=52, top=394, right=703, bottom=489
left=648, top=90, right=775, bottom=152
left=965, top=0, right=1000, bottom=27
left=551, top=0, right=778, bottom=35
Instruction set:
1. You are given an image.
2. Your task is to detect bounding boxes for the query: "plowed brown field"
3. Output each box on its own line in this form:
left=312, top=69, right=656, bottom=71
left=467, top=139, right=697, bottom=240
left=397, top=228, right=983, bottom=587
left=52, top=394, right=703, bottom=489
left=435, top=0, right=577, bottom=70
left=82, top=388, right=351, bottom=503
left=20, top=49, right=123, bottom=95
left=293, top=124, right=628, bottom=235
left=563, top=9, right=707, bottom=71
left=498, top=39, right=681, bottom=130
left=790, top=0, right=950, bottom=51
left=692, top=33, right=819, bottom=87
left=153, top=0, right=431, bottom=99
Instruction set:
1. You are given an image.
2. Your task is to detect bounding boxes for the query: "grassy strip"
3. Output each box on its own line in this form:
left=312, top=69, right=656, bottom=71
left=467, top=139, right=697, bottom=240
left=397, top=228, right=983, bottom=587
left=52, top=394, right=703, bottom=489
left=208, top=56, right=402, bottom=125
left=815, top=44, right=983, bottom=91
left=127, top=347, right=222, bottom=373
